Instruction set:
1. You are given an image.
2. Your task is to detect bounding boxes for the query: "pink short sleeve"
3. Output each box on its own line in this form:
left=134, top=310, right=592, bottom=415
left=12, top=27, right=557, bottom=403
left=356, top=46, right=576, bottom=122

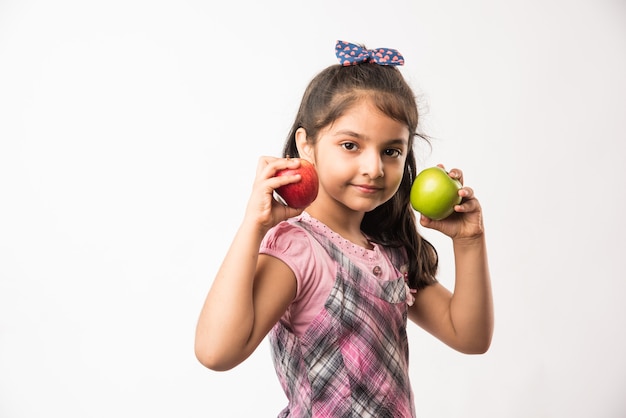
left=260, top=220, right=335, bottom=335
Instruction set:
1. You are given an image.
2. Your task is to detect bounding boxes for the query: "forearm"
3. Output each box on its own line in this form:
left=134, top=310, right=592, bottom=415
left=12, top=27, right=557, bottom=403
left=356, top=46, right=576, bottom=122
left=194, top=220, right=266, bottom=369
left=449, top=234, right=494, bottom=353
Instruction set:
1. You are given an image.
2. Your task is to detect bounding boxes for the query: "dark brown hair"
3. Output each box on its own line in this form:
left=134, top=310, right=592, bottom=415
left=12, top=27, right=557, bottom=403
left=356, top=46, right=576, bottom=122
left=282, top=63, right=438, bottom=289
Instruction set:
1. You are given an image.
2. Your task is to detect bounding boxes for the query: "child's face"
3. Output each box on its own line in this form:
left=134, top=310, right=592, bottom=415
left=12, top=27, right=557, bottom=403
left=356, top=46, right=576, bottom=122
left=311, top=97, right=409, bottom=215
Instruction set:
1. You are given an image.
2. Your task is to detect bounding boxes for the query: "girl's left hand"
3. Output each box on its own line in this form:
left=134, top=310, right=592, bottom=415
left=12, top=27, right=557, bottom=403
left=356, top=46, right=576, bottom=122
left=419, top=165, right=484, bottom=241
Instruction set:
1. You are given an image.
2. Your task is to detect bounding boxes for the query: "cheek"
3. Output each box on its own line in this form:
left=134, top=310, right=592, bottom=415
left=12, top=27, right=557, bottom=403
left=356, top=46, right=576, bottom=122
left=388, top=163, right=406, bottom=186
left=384, top=165, right=407, bottom=196
left=389, top=176, right=404, bottom=196
left=315, top=161, right=343, bottom=190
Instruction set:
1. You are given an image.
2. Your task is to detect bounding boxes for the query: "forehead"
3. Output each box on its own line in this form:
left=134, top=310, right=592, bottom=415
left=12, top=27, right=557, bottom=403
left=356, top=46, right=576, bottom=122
left=326, top=98, right=410, bottom=137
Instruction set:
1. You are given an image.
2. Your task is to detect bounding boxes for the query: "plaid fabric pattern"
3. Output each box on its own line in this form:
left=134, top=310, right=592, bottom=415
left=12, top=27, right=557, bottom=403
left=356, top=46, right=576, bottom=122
left=269, top=220, right=415, bottom=417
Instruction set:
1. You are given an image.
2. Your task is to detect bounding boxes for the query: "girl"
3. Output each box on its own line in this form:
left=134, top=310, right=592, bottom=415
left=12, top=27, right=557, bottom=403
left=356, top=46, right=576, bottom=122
left=195, top=40, right=493, bottom=417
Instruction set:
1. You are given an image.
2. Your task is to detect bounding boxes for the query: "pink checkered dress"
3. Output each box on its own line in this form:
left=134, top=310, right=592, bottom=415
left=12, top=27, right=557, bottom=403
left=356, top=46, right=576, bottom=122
left=269, top=219, right=415, bottom=417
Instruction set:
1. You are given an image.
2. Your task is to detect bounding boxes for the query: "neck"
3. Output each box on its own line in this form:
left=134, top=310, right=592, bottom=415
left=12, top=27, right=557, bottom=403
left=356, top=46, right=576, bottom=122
left=305, top=206, right=372, bottom=249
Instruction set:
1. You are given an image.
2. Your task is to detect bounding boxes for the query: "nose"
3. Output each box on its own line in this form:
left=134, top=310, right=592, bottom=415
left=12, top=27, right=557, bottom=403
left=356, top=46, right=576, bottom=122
left=361, top=151, right=384, bottom=179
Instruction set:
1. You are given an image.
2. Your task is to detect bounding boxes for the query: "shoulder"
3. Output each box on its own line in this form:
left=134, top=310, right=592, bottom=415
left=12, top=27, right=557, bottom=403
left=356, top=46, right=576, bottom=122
left=260, top=219, right=326, bottom=280
left=261, top=219, right=313, bottom=254
left=261, top=218, right=334, bottom=307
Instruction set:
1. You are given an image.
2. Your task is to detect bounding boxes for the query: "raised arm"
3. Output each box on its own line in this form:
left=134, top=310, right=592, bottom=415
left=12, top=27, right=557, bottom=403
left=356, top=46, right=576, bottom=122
left=408, top=167, right=494, bottom=354
left=194, top=157, right=303, bottom=371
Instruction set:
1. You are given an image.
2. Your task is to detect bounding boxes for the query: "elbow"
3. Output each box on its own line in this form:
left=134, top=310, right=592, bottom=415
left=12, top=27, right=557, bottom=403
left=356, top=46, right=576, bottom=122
left=459, top=333, right=493, bottom=355
left=194, top=339, right=245, bottom=372
left=194, top=345, right=237, bottom=372
left=461, top=318, right=494, bottom=355
left=195, top=348, right=235, bottom=372
left=195, top=351, right=227, bottom=372
left=463, top=340, right=491, bottom=355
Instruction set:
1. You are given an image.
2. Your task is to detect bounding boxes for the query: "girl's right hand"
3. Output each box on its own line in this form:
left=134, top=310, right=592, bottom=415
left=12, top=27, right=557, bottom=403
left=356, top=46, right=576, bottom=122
left=244, top=156, right=306, bottom=232
left=196, top=156, right=303, bottom=371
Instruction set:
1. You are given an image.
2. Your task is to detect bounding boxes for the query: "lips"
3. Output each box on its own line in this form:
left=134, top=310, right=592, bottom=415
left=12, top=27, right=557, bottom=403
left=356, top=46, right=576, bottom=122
left=353, top=184, right=383, bottom=194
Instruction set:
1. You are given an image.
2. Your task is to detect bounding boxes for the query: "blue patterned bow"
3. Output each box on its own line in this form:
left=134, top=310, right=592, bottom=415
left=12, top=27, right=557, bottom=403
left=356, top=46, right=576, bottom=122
left=335, top=40, right=405, bottom=66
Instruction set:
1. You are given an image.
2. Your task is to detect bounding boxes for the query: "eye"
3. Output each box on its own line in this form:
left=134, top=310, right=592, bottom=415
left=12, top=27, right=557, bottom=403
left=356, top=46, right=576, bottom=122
left=384, top=148, right=402, bottom=158
left=341, top=142, right=358, bottom=151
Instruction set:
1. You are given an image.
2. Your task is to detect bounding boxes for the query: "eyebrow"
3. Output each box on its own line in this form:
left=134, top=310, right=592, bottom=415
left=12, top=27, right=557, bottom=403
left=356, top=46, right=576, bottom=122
left=385, top=138, right=409, bottom=147
left=334, top=130, right=408, bottom=146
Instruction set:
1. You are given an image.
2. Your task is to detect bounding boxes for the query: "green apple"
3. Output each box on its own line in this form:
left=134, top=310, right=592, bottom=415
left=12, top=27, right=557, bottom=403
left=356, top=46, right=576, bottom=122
left=410, top=166, right=462, bottom=220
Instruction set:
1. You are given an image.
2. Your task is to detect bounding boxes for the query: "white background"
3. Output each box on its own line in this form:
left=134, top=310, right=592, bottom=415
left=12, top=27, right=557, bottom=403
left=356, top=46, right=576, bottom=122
left=1, top=1, right=625, bottom=417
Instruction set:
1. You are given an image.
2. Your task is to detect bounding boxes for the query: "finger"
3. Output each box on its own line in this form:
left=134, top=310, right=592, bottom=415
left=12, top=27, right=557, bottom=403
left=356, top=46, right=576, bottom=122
left=458, top=186, right=474, bottom=200
left=268, top=172, right=302, bottom=191
left=435, top=164, right=463, bottom=184
left=419, top=213, right=447, bottom=231
left=258, top=156, right=301, bottom=179
left=274, top=156, right=301, bottom=172
left=273, top=198, right=305, bottom=219
left=419, top=214, right=433, bottom=228
left=455, top=196, right=481, bottom=213
left=448, top=168, right=464, bottom=184
left=256, top=156, right=272, bottom=176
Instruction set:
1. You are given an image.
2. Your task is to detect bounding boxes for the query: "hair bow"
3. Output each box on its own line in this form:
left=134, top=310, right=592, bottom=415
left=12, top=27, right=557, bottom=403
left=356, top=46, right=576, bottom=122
left=335, top=40, right=405, bottom=67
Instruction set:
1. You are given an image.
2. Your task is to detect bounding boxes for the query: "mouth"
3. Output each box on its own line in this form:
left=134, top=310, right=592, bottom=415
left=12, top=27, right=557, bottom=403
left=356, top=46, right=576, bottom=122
left=352, top=184, right=383, bottom=194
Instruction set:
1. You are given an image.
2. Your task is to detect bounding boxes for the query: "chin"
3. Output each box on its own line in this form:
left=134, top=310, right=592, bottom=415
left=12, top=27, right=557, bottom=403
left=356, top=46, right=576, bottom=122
left=347, top=200, right=384, bottom=214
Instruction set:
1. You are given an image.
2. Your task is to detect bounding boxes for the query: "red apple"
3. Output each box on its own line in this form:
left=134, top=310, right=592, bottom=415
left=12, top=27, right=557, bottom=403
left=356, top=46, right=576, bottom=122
left=274, top=159, right=319, bottom=209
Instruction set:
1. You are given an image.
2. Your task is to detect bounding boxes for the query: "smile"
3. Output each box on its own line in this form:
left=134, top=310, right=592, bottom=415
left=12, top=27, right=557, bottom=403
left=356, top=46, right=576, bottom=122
left=352, top=184, right=383, bottom=194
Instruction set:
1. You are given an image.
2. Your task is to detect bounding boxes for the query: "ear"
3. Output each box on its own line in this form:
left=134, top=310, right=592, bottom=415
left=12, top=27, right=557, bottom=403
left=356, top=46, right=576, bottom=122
left=295, top=128, right=315, bottom=163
